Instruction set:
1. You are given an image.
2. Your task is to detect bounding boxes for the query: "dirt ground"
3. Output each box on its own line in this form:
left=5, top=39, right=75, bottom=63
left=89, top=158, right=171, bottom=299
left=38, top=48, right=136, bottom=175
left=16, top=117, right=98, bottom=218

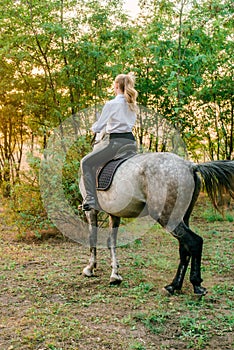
left=0, top=199, right=233, bottom=350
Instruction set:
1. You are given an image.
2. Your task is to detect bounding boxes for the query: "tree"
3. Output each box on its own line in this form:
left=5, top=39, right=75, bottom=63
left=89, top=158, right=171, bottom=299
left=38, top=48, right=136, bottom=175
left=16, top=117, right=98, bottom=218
left=183, top=0, right=234, bottom=159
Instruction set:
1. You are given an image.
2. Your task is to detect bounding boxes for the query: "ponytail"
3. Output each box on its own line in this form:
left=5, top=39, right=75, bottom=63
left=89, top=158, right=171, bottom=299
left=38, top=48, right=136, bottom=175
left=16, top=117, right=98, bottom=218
left=115, top=73, right=138, bottom=112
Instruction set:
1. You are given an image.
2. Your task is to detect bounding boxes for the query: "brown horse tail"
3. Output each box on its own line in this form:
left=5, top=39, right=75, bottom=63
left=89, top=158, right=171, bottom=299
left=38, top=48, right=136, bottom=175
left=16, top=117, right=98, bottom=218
left=193, top=160, right=234, bottom=210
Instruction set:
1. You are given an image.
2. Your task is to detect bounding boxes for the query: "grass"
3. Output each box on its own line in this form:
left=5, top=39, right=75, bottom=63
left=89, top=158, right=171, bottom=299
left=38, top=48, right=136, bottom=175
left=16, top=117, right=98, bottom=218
left=0, top=197, right=233, bottom=350
left=202, top=208, right=234, bottom=223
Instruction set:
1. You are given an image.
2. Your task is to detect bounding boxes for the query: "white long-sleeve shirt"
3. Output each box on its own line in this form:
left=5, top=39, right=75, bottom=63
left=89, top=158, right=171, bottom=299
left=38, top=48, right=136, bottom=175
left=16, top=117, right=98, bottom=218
left=91, top=94, right=137, bottom=134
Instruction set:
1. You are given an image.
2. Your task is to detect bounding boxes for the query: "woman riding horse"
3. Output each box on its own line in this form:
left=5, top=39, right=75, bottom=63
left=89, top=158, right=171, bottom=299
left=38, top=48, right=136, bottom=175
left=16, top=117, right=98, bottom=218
left=81, top=73, right=139, bottom=211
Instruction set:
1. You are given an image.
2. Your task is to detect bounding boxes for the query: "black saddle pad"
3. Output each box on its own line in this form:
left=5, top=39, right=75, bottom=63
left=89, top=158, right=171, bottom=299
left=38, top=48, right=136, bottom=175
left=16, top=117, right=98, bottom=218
left=96, top=158, right=128, bottom=191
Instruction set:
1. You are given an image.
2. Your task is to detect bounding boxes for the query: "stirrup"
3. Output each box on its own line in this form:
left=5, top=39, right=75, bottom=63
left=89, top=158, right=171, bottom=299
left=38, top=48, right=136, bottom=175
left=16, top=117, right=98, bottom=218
left=81, top=196, right=96, bottom=211
left=82, top=203, right=94, bottom=211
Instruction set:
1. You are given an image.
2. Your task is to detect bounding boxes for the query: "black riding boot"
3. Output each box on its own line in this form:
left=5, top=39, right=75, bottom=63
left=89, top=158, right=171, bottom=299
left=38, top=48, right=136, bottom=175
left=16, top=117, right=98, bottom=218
left=82, top=195, right=96, bottom=211
left=82, top=171, right=97, bottom=211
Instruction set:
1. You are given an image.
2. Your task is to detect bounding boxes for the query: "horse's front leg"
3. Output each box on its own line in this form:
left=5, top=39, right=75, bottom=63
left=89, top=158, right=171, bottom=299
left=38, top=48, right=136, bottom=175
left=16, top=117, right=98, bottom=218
left=83, top=210, right=98, bottom=277
left=108, top=215, right=122, bottom=285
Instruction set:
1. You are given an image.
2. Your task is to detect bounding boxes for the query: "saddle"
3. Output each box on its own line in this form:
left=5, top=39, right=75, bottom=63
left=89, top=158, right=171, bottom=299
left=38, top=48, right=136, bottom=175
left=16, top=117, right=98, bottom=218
left=96, top=144, right=136, bottom=191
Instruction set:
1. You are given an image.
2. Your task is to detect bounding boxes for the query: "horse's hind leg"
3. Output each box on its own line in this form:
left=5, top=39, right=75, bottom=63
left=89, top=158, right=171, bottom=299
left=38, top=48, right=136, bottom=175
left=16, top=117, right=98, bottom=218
left=83, top=210, right=98, bottom=277
left=164, top=174, right=202, bottom=293
left=164, top=243, right=191, bottom=295
left=108, top=215, right=122, bottom=285
left=183, top=172, right=201, bottom=227
left=165, top=222, right=207, bottom=296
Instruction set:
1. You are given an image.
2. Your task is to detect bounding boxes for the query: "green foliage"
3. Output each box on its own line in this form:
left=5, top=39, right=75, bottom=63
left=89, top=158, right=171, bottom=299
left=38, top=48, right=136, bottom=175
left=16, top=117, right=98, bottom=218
left=0, top=0, right=233, bottom=225
left=202, top=208, right=234, bottom=222
left=129, top=343, right=146, bottom=350
left=6, top=134, right=92, bottom=237
left=179, top=315, right=210, bottom=349
left=8, top=168, right=53, bottom=238
left=134, top=310, right=170, bottom=334
left=62, top=136, right=92, bottom=209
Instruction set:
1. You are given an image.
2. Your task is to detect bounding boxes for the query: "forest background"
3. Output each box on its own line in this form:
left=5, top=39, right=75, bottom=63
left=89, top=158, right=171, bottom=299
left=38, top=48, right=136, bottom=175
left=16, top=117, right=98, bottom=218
left=0, top=0, right=233, bottom=235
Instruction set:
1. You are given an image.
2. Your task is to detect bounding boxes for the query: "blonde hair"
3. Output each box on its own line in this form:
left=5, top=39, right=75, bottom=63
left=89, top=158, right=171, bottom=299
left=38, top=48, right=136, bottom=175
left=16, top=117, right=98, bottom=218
left=115, top=73, right=138, bottom=112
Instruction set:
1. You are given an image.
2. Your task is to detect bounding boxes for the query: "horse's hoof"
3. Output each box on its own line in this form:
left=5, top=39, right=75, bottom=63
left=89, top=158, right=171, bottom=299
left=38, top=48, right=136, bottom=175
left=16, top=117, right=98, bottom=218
left=163, top=285, right=175, bottom=296
left=110, top=274, right=123, bottom=285
left=83, top=266, right=94, bottom=277
left=194, top=285, right=207, bottom=296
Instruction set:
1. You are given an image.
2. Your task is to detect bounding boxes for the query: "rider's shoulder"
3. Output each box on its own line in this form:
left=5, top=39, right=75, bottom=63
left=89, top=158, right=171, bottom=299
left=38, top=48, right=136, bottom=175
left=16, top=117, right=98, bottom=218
left=106, top=95, right=125, bottom=106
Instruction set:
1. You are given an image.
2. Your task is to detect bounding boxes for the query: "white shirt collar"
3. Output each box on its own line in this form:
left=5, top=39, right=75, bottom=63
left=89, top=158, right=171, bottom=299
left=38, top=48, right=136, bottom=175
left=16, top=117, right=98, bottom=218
left=115, top=94, right=125, bottom=99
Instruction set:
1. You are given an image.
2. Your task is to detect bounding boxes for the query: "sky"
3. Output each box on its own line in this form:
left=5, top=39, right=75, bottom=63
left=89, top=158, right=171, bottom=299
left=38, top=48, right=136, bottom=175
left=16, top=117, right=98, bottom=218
left=123, top=0, right=140, bottom=18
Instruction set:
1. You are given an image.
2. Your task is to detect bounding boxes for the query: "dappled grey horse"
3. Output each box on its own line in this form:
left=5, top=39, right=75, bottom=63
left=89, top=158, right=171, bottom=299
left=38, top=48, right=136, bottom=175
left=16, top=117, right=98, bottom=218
left=80, top=152, right=234, bottom=296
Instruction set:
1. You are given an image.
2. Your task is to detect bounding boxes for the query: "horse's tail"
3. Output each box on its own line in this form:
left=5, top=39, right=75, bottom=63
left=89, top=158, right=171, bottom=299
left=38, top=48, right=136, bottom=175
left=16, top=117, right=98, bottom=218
left=193, top=160, right=234, bottom=210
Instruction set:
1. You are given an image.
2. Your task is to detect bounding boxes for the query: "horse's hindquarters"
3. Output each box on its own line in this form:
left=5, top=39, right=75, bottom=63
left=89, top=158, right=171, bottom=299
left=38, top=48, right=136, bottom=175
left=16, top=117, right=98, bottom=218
left=97, top=153, right=195, bottom=230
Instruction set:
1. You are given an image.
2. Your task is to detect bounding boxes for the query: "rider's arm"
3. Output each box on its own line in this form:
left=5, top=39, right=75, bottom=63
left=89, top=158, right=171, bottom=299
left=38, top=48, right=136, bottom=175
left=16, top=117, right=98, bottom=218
left=91, top=102, right=110, bottom=133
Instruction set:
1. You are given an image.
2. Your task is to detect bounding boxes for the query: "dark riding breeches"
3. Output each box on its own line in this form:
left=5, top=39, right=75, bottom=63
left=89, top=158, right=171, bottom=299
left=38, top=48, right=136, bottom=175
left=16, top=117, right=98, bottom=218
left=81, top=136, right=136, bottom=200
